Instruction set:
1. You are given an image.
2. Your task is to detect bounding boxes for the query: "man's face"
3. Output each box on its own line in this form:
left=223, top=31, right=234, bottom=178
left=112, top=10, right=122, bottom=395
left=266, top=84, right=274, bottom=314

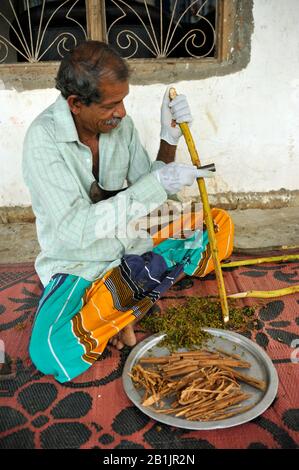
left=74, top=80, right=129, bottom=135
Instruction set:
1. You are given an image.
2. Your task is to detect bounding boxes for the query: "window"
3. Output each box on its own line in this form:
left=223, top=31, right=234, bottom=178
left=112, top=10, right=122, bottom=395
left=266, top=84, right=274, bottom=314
left=0, top=1, right=253, bottom=88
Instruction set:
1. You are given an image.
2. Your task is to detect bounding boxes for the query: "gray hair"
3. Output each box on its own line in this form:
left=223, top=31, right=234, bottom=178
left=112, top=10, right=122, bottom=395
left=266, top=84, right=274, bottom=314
left=55, top=40, right=129, bottom=106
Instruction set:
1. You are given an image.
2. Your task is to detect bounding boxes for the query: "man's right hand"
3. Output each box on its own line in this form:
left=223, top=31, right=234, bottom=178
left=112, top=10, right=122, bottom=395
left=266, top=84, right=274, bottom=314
left=160, top=86, right=193, bottom=146
left=153, top=162, right=214, bottom=195
left=89, top=181, right=127, bottom=203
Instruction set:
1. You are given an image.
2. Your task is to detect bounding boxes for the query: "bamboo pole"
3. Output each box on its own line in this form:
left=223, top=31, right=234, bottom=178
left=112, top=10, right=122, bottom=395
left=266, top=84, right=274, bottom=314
left=228, top=285, right=299, bottom=299
left=234, top=245, right=299, bottom=254
left=169, top=88, right=229, bottom=323
left=221, top=254, right=299, bottom=268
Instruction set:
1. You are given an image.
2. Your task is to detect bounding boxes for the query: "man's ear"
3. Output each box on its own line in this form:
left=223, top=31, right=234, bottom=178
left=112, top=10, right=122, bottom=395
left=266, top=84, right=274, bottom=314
left=67, top=95, right=82, bottom=115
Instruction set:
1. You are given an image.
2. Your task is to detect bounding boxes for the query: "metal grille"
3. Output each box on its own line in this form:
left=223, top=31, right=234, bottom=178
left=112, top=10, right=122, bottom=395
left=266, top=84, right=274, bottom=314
left=0, top=0, right=87, bottom=63
left=0, top=0, right=217, bottom=63
left=105, top=0, right=217, bottom=59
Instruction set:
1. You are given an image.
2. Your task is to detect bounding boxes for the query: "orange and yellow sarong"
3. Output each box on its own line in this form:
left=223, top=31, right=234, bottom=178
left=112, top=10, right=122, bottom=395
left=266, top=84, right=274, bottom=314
left=29, top=208, right=234, bottom=383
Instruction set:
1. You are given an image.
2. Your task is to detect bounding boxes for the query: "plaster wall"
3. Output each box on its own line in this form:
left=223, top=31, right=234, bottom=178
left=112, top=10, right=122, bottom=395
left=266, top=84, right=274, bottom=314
left=0, top=0, right=298, bottom=207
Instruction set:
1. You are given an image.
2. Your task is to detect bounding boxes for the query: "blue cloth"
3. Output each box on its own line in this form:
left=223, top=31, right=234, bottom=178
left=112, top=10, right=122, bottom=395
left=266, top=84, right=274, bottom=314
left=121, top=252, right=184, bottom=301
left=153, top=230, right=209, bottom=276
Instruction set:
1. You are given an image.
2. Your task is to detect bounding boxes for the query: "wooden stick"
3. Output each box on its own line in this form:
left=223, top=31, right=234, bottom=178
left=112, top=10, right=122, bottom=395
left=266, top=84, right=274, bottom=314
left=139, top=357, right=169, bottom=364
left=221, top=254, right=299, bottom=268
left=228, top=285, right=299, bottom=299
left=214, top=348, right=243, bottom=361
left=169, top=87, right=229, bottom=323
left=222, top=367, right=267, bottom=391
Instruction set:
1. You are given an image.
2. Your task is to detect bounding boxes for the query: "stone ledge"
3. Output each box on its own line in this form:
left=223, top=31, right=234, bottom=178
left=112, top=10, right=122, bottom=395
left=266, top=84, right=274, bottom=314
left=207, top=189, right=299, bottom=210
left=0, top=206, right=35, bottom=224
left=180, top=189, right=299, bottom=211
left=1, top=189, right=299, bottom=223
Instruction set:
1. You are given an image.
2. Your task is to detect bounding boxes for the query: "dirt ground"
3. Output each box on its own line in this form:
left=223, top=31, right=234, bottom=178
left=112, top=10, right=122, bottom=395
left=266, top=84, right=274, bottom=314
left=0, top=207, right=298, bottom=263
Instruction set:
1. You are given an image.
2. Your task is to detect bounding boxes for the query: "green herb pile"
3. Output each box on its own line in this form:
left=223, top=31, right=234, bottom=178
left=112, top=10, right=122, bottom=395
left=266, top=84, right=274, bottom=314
left=140, top=297, right=256, bottom=351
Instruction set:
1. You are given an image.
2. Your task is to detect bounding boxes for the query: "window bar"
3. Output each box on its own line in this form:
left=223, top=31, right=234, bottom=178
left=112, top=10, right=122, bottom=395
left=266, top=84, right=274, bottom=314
left=86, top=0, right=106, bottom=41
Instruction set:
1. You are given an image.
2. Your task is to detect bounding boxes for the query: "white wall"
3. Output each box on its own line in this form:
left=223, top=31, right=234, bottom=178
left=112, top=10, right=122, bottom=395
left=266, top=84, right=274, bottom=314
left=0, top=0, right=298, bottom=206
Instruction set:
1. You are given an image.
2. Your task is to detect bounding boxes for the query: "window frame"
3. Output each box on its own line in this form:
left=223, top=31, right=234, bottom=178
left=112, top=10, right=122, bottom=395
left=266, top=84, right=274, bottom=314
left=0, top=0, right=252, bottom=89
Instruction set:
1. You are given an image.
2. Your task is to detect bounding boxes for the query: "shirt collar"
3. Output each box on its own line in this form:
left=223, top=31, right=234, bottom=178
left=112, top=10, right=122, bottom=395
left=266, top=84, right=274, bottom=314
left=53, top=94, right=80, bottom=143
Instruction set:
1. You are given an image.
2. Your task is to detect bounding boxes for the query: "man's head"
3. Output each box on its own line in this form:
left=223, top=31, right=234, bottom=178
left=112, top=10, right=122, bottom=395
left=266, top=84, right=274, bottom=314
left=55, top=40, right=129, bottom=134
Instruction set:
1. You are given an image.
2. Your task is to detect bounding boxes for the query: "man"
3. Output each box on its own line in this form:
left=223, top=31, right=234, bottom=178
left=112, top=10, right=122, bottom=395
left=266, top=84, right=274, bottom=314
left=23, top=41, right=233, bottom=383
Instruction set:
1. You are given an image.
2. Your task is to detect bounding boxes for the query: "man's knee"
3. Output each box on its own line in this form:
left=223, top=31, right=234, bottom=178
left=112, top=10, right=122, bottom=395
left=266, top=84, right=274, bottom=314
left=29, top=331, right=45, bottom=368
left=29, top=326, right=56, bottom=377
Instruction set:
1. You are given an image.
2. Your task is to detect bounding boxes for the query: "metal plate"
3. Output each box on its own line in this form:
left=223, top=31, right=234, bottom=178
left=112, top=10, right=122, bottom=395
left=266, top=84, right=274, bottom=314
left=122, top=328, right=279, bottom=430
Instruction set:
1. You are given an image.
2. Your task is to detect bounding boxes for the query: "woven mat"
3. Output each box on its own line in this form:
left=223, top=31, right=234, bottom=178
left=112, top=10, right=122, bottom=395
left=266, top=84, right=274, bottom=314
left=0, top=254, right=299, bottom=449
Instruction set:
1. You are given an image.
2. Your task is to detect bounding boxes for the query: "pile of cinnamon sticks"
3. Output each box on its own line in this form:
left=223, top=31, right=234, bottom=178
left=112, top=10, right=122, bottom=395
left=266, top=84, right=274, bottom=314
left=129, top=349, right=266, bottom=421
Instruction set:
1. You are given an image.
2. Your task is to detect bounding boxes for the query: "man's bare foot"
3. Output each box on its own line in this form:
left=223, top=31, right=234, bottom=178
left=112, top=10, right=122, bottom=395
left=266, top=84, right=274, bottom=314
left=108, top=303, right=162, bottom=350
left=109, top=323, right=137, bottom=350
left=118, top=324, right=137, bottom=349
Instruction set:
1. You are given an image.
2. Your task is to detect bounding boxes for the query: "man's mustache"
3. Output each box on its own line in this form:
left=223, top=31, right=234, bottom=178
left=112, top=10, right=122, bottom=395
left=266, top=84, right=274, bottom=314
left=104, top=117, right=122, bottom=126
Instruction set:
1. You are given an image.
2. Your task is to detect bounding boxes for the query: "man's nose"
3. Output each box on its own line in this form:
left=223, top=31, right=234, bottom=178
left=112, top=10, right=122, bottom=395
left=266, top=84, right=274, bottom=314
left=113, top=101, right=126, bottom=118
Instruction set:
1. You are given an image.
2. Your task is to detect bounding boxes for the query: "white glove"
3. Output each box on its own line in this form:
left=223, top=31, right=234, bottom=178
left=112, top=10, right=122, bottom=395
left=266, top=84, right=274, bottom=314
left=154, top=162, right=214, bottom=195
left=160, top=86, right=193, bottom=146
